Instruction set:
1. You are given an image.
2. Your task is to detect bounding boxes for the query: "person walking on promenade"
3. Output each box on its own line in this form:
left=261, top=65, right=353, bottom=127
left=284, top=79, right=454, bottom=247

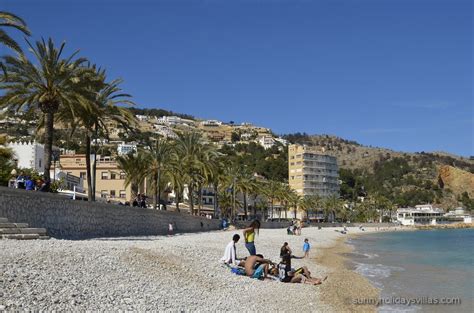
left=243, top=220, right=260, bottom=256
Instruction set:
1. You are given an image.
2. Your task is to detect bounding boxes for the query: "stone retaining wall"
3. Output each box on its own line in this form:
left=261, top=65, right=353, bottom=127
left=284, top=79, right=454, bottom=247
left=0, top=187, right=220, bottom=239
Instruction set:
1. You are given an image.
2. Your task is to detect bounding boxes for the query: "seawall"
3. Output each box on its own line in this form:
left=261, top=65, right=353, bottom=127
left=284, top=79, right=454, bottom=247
left=0, top=187, right=220, bottom=239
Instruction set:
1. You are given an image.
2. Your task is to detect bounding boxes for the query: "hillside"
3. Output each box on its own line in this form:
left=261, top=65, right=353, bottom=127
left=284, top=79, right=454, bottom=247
left=2, top=107, right=473, bottom=210
left=282, top=133, right=474, bottom=210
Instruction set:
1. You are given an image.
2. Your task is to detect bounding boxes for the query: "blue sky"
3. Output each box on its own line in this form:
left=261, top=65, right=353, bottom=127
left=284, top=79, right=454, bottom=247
left=3, top=0, right=473, bottom=156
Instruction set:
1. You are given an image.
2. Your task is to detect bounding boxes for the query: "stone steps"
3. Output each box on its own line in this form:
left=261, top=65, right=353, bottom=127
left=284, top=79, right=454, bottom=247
left=0, top=217, right=49, bottom=240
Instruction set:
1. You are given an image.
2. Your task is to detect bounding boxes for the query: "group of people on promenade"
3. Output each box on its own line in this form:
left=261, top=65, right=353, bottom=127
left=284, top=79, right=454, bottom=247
left=12, top=172, right=50, bottom=192
left=221, top=220, right=326, bottom=285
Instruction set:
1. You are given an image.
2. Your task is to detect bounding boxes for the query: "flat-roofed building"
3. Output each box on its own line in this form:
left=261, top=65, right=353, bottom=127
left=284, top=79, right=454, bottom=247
left=59, top=154, right=131, bottom=202
left=288, top=144, right=339, bottom=197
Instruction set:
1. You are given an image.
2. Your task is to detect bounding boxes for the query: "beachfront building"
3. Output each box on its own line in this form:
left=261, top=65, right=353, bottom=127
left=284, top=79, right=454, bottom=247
left=396, top=204, right=472, bottom=226
left=288, top=144, right=339, bottom=198
left=59, top=154, right=132, bottom=202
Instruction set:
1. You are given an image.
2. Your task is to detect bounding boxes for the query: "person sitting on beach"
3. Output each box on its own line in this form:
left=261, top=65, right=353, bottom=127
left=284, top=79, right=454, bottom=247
left=221, top=234, right=243, bottom=267
left=275, top=254, right=326, bottom=285
left=244, top=255, right=274, bottom=279
left=287, top=226, right=293, bottom=235
left=280, top=242, right=292, bottom=258
left=243, top=220, right=260, bottom=256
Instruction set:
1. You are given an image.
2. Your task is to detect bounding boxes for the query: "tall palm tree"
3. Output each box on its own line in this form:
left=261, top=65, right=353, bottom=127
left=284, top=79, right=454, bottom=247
left=145, top=138, right=173, bottom=209
left=0, top=38, right=91, bottom=180
left=288, top=189, right=301, bottom=220
left=174, top=132, right=207, bottom=215
left=0, top=11, right=31, bottom=53
left=0, top=11, right=31, bottom=75
left=263, top=180, right=282, bottom=220
left=324, top=194, right=342, bottom=222
left=116, top=151, right=147, bottom=202
left=168, top=159, right=186, bottom=212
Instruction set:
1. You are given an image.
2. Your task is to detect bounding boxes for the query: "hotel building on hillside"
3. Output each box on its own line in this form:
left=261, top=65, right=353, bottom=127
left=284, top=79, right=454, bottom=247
left=288, top=144, right=339, bottom=198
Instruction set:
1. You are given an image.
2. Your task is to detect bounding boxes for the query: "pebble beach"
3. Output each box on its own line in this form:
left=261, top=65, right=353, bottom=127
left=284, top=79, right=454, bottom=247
left=0, top=227, right=395, bottom=312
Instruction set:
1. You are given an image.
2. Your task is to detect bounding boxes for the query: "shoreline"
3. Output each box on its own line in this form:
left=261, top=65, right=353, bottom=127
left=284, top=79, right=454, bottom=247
left=315, top=234, right=380, bottom=313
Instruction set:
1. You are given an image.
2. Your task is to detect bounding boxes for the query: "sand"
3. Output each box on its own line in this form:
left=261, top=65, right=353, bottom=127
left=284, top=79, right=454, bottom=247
left=0, top=226, right=402, bottom=311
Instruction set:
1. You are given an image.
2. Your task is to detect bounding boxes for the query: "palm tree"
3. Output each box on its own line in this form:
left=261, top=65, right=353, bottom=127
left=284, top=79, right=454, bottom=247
left=324, top=194, right=342, bottom=222
left=263, top=180, right=282, bottom=220
left=116, top=151, right=147, bottom=202
left=174, top=132, right=208, bottom=215
left=145, top=138, right=173, bottom=209
left=0, top=38, right=91, bottom=180
left=168, top=159, right=186, bottom=212
left=288, top=190, right=301, bottom=220
left=0, top=11, right=31, bottom=53
left=0, top=11, right=31, bottom=75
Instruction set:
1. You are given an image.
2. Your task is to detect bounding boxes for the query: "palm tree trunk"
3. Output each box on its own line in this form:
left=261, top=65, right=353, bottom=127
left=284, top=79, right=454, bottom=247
left=176, top=188, right=180, bottom=212
left=270, top=199, right=274, bottom=221
left=213, top=183, right=218, bottom=218
left=198, top=184, right=202, bottom=216
left=91, top=124, right=98, bottom=201
left=43, top=111, right=54, bottom=181
left=157, top=169, right=161, bottom=210
left=153, top=172, right=158, bottom=209
left=243, top=191, right=248, bottom=220
left=85, top=134, right=93, bottom=201
left=294, top=204, right=297, bottom=219
left=189, top=183, right=194, bottom=215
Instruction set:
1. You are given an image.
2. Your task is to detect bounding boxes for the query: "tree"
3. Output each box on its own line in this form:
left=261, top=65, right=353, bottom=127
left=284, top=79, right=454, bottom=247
left=54, top=66, right=135, bottom=201
left=116, top=151, right=147, bottom=202
left=0, top=38, right=92, bottom=180
left=0, top=135, right=15, bottom=186
left=145, top=138, right=173, bottom=209
left=174, top=132, right=210, bottom=215
left=0, top=11, right=31, bottom=74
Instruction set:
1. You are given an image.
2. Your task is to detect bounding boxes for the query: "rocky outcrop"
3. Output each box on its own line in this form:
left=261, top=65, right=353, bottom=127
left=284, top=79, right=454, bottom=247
left=438, top=165, right=474, bottom=197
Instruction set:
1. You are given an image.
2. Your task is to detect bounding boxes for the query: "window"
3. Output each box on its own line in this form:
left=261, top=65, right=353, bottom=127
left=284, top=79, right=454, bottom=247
left=120, top=172, right=126, bottom=180
left=119, top=190, right=126, bottom=198
left=101, top=190, right=108, bottom=198
left=110, top=172, right=116, bottom=180
left=80, top=172, right=86, bottom=179
left=101, top=172, right=109, bottom=180
left=110, top=190, right=116, bottom=198
left=39, top=159, right=42, bottom=168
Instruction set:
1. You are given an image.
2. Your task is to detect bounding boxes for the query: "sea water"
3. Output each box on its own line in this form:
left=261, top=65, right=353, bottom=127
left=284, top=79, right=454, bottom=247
left=347, top=229, right=474, bottom=313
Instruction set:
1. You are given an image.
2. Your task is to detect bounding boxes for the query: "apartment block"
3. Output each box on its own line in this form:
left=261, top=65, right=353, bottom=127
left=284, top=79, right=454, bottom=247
left=59, top=154, right=131, bottom=202
left=288, top=144, right=339, bottom=197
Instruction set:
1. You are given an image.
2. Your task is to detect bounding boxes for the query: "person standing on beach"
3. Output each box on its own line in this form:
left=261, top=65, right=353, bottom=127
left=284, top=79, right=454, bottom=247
left=303, top=238, right=311, bottom=258
left=168, top=222, right=174, bottom=236
left=243, top=220, right=260, bottom=255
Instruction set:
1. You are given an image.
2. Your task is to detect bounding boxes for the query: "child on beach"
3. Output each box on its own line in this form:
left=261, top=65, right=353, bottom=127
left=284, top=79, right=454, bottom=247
left=303, top=238, right=310, bottom=258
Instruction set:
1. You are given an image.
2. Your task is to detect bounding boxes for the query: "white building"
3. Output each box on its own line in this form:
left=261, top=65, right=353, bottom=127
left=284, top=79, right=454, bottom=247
left=135, top=114, right=149, bottom=122
left=7, top=141, right=59, bottom=173
left=397, top=204, right=472, bottom=226
left=117, top=142, right=137, bottom=155
left=153, top=124, right=178, bottom=139
left=275, top=137, right=289, bottom=146
left=200, top=120, right=222, bottom=127
left=257, top=135, right=275, bottom=149
left=156, top=116, right=194, bottom=127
